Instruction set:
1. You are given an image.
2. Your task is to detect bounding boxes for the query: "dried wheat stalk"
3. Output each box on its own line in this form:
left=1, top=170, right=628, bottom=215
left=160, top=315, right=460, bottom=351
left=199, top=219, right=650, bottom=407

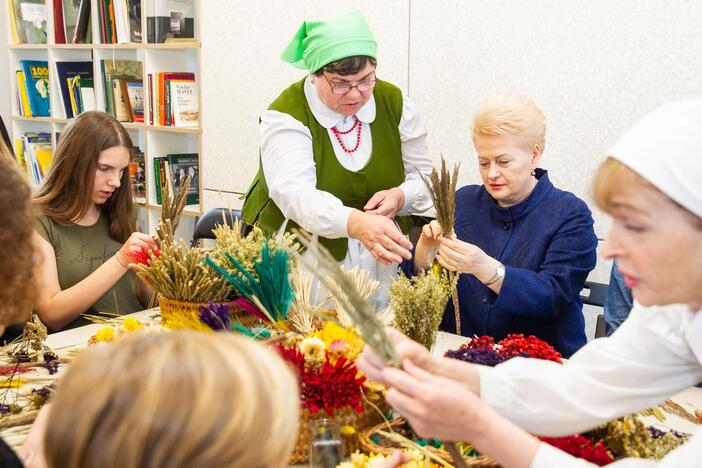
left=420, top=157, right=462, bottom=334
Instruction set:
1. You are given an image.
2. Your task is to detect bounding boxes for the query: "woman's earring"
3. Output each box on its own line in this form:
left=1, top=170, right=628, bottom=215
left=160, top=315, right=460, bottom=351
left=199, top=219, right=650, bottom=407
left=531, top=169, right=536, bottom=177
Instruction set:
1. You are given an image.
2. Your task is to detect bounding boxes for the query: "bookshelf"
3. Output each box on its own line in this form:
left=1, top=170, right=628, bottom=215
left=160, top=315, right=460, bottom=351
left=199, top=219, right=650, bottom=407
left=4, top=0, right=202, bottom=242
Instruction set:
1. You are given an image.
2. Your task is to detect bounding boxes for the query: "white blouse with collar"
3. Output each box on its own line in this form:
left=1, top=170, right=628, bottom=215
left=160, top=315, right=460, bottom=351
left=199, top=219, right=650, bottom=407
left=477, top=302, right=702, bottom=467
left=259, top=75, right=434, bottom=306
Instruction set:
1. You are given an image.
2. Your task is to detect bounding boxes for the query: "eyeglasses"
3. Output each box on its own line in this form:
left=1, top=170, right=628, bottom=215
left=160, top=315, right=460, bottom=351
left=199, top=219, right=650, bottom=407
left=322, top=72, right=376, bottom=95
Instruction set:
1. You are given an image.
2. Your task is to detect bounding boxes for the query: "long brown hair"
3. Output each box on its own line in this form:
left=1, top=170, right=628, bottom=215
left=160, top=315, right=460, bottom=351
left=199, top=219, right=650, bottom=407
left=0, top=146, right=34, bottom=326
left=33, top=111, right=135, bottom=243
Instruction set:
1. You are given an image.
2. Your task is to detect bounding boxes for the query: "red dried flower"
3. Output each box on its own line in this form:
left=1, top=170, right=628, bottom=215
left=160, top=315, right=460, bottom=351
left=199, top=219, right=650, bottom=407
left=498, top=334, right=562, bottom=363
left=463, top=335, right=495, bottom=350
left=540, top=435, right=613, bottom=466
left=129, top=244, right=161, bottom=266
left=301, top=356, right=366, bottom=415
left=0, top=365, right=33, bottom=376
left=275, top=344, right=306, bottom=378
left=275, top=344, right=366, bottom=416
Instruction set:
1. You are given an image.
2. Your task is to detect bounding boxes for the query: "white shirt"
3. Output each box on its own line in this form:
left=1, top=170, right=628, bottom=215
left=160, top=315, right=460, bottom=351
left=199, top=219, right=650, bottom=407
left=477, top=303, right=702, bottom=467
left=260, top=76, right=434, bottom=307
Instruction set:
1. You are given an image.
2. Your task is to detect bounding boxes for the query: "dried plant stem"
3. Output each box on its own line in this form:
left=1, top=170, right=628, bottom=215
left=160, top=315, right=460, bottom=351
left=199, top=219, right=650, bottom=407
left=292, top=231, right=399, bottom=367
left=421, top=157, right=462, bottom=334
left=449, top=272, right=461, bottom=334
left=161, top=173, right=191, bottom=235
left=293, top=232, right=468, bottom=468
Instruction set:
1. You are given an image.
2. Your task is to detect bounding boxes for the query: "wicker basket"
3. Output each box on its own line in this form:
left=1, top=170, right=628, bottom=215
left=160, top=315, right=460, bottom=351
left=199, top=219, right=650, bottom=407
left=158, top=297, right=260, bottom=329
left=290, top=401, right=388, bottom=464
left=359, top=417, right=499, bottom=467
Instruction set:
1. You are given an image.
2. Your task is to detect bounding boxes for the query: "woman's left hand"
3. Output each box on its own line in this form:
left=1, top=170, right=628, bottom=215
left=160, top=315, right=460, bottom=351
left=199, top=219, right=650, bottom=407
left=364, top=187, right=405, bottom=218
left=437, top=237, right=495, bottom=279
left=381, top=359, right=486, bottom=442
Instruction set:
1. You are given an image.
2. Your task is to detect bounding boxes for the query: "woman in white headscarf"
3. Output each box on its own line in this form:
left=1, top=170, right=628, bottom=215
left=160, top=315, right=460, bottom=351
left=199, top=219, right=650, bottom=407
left=358, top=98, right=702, bottom=467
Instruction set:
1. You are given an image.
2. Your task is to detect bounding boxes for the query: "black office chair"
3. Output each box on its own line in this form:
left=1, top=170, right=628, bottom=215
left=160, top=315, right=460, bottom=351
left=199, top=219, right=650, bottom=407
left=580, top=280, right=609, bottom=338
left=190, top=208, right=242, bottom=247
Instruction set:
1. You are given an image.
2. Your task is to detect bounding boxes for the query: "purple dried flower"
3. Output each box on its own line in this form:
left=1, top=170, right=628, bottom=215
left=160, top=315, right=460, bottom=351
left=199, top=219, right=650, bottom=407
left=444, top=347, right=509, bottom=367
left=199, top=302, right=231, bottom=331
left=0, top=404, right=20, bottom=415
left=648, top=426, right=688, bottom=439
left=43, top=352, right=59, bottom=375
left=11, top=353, right=31, bottom=363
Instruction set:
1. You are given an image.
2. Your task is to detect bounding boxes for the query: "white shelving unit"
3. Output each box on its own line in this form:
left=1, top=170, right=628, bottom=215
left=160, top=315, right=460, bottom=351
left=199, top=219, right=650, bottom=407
left=4, top=0, right=202, bottom=242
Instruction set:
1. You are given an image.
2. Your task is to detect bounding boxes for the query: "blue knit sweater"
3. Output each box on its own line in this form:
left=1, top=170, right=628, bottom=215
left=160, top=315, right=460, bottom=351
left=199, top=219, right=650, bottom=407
left=406, top=170, right=597, bottom=357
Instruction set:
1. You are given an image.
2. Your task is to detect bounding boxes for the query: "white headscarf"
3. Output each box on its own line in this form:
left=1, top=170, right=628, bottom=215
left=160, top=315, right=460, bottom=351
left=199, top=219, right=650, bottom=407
left=607, top=98, right=702, bottom=218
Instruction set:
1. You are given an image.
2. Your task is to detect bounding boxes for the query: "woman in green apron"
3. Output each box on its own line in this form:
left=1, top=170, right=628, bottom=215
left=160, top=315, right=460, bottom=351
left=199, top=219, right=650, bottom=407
left=242, top=11, right=433, bottom=308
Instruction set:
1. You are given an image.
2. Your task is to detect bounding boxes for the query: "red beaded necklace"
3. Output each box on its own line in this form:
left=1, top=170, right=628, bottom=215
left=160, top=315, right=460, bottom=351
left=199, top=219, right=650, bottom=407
left=331, top=116, right=362, bottom=153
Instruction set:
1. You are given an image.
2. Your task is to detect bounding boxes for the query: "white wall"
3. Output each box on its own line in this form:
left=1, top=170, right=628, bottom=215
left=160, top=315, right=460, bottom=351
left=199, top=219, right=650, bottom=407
left=200, top=0, right=410, bottom=211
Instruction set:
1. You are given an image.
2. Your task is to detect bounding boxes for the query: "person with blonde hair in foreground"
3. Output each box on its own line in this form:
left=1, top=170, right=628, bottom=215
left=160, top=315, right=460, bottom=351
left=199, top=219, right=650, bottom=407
left=360, top=98, right=702, bottom=466
left=42, top=331, right=298, bottom=468
left=32, top=331, right=408, bottom=468
left=411, top=94, right=597, bottom=356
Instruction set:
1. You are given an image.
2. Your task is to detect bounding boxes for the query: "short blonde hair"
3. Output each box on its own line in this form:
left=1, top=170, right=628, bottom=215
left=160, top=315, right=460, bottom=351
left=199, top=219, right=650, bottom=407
left=472, top=94, right=547, bottom=153
left=45, top=331, right=300, bottom=468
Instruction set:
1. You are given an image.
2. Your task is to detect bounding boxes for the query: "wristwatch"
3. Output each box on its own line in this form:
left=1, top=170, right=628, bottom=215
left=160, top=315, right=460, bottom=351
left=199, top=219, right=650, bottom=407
left=482, top=263, right=505, bottom=286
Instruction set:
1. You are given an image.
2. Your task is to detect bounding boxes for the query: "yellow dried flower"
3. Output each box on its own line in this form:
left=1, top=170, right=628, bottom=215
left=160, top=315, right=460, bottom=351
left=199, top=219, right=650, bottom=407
left=340, top=425, right=356, bottom=436
left=122, top=317, right=144, bottom=332
left=309, top=321, right=365, bottom=362
left=93, top=327, right=115, bottom=343
left=340, top=450, right=442, bottom=468
left=299, top=337, right=326, bottom=365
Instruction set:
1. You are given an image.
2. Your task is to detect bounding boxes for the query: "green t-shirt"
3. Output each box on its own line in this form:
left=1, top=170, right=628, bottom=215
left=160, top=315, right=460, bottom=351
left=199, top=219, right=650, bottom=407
left=36, top=212, right=144, bottom=329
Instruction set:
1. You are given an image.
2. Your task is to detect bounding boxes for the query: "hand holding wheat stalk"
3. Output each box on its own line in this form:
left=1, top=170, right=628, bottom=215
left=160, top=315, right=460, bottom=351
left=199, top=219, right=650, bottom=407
left=420, top=157, right=462, bottom=335
left=291, top=232, right=469, bottom=468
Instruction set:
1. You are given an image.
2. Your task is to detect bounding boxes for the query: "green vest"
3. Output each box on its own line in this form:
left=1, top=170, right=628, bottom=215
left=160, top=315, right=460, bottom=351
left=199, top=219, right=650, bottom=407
left=242, top=78, right=412, bottom=261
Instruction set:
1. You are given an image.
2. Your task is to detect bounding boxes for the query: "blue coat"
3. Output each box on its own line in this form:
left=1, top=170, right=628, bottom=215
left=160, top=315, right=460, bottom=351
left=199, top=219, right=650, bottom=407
left=407, top=170, right=597, bottom=357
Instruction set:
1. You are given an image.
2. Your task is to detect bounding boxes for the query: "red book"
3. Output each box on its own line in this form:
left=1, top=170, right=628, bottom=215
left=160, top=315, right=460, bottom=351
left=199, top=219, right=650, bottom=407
left=53, top=0, right=66, bottom=43
left=161, top=73, right=195, bottom=126
left=98, top=0, right=106, bottom=43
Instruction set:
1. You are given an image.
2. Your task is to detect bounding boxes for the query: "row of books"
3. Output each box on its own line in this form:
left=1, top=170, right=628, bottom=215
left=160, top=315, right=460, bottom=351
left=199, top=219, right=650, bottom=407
left=8, top=0, right=195, bottom=45
left=14, top=132, right=53, bottom=185
left=15, top=60, right=51, bottom=117
left=97, top=0, right=141, bottom=44
left=55, top=61, right=94, bottom=118
left=148, top=71, right=198, bottom=127
left=101, top=59, right=144, bottom=122
left=153, top=154, right=199, bottom=205
left=8, top=0, right=48, bottom=44
left=54, top=0, right=91, bottom=43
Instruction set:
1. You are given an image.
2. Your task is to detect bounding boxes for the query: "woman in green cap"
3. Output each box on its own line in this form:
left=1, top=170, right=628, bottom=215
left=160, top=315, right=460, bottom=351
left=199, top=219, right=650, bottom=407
left=242, top=11, right=433, bottom=307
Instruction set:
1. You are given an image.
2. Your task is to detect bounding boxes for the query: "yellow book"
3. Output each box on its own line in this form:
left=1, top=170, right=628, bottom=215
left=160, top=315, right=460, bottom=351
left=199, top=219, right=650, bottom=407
left=16, top=71, right=32, bottom=117
left=8, top=0, right=19, bottom=44
left=35, top=145, right=53, bottom=177
left=67, top=76, right=80, bottom=117
left=13, top=137, right=27, bottom=173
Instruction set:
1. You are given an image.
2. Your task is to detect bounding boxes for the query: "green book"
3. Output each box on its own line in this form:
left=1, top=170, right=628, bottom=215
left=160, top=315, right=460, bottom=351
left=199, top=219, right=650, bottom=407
left=166, top=153, right=199, bottom=204
left=100, top=59, right=142, bottom=117
left=153, top=157, right=163, bottom=205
